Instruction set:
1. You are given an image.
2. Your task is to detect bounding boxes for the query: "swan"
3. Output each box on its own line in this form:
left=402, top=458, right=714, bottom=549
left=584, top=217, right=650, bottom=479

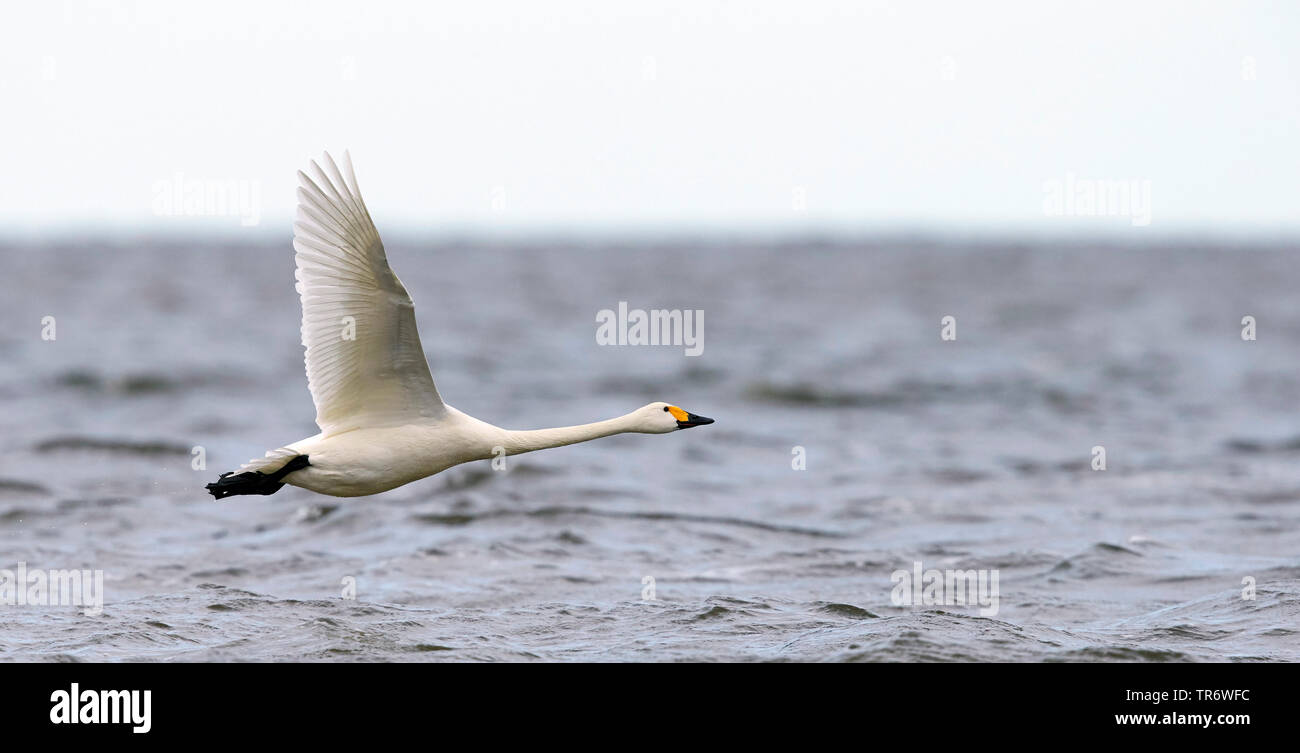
left=206, top=152, right=713, bottom=499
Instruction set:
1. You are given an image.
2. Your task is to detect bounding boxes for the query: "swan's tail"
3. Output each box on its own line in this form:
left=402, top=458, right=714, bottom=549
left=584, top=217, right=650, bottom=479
left=206, top=453, right=310, bottom=499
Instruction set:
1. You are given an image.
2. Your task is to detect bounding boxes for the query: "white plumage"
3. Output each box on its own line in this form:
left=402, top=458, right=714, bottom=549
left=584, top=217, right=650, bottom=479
left=293, top=152, right=444, bottom=434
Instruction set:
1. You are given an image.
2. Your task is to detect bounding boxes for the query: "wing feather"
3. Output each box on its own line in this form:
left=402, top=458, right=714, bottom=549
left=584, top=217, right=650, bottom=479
left=293, top=151, right=445, bottom=434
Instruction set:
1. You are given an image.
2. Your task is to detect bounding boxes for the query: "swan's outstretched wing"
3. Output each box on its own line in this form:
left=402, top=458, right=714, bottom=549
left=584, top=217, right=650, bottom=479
left=292, top=151, right=445, bottom=435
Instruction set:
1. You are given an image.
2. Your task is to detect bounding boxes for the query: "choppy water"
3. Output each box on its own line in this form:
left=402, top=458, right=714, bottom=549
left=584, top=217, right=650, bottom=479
left=2, top=237, right=1298, bottom=661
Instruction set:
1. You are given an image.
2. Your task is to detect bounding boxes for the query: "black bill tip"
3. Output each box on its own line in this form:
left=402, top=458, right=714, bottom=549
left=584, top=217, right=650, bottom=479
left=676, top=413, right=715, bottom=429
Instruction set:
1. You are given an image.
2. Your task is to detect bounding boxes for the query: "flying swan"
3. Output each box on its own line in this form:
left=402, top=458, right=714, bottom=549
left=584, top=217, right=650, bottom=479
left=207, top=152, right=713, bottom=499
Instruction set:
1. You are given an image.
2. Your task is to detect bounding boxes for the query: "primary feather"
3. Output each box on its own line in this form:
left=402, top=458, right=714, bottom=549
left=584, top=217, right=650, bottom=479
left=292, top=151, right=445, bottom=435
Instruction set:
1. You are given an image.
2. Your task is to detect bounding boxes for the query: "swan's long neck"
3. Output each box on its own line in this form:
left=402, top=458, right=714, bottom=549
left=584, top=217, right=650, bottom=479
left=498, top=414, right=637, bottom=455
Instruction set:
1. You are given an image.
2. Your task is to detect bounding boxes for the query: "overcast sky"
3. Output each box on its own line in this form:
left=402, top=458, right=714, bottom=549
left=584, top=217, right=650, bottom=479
left=2, top=1, right=1296, bottom=238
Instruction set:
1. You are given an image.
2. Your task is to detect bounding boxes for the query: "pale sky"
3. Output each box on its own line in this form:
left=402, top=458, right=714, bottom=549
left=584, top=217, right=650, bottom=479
left=1, top=1, right=1296, bottom=238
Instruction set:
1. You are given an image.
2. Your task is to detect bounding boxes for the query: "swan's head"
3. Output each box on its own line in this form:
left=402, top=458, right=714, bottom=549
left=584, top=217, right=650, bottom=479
left=633, top=402, right=715, bottom=434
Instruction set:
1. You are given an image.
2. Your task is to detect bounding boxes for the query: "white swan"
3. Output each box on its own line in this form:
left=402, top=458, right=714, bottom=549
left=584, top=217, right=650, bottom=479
left=207, top=152, right=713, bottom=499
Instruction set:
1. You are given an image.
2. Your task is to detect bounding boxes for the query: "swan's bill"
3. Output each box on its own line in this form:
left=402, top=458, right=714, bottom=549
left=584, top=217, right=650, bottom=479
left=667, top=405, right=714, bottom=429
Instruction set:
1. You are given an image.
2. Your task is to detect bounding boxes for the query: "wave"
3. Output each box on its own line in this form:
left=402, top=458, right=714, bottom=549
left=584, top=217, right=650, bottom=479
left=34, top=436, right=191, bottom=456
left=408, top=504, right=845, bottom=537
left=0, top=478, right=50, bottom=495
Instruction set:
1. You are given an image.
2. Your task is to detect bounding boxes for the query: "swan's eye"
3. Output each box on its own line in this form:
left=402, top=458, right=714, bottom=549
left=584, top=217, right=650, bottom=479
left=663, top=406, right=669, bottom=412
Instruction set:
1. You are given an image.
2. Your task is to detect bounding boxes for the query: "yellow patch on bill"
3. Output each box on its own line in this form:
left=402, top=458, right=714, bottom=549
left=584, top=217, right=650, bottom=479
left=667, top=405, right=689, bottom=422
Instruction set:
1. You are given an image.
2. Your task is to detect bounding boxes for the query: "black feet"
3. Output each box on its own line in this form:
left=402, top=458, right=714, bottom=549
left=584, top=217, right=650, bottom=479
left=206, top=455, right=310, bottom=499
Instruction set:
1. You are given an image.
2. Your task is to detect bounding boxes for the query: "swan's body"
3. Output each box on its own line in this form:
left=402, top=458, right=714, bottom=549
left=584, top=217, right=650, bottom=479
left=207, top=152, right=712, bottom=499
